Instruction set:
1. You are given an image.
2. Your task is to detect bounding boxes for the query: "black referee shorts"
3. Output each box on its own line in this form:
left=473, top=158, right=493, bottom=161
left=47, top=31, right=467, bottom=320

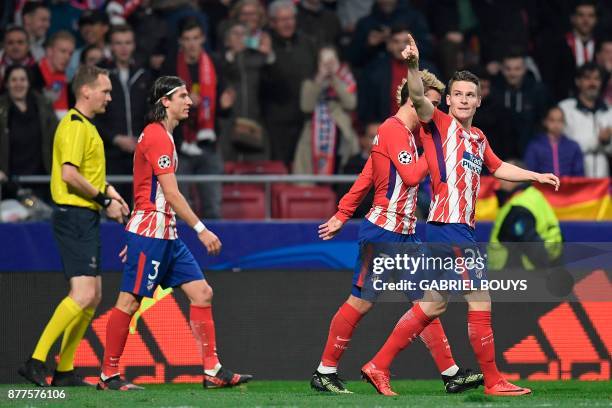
left=52, top=205, right=101, bottom=279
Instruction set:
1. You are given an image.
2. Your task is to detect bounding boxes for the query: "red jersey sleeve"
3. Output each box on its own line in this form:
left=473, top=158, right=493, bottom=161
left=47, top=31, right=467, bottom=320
left=142, top=124, right=176, bottom=175
left=482, top=134, right=502, bottom=173
left=335, top=157, right=373, bottom=222
left=379, top=120, right=428, bottom=187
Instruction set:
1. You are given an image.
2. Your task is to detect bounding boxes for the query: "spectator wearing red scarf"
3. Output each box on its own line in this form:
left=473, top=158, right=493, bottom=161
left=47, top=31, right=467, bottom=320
left=162, top=17, right=235, bottom=219
left=31, top=31, right=75, bottom=119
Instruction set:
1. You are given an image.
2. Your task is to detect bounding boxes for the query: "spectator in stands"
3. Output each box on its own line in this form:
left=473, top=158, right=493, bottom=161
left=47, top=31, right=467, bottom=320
left=126, top=0, right=168, bottom=73
left=0, top=65, right=58, bottom=199
left=473, top=69, right=519, bottom=162
left=151, top=0, right=209, bottom=45
left=559, top=63, right=612, bottom=177
left=536, top=0, right=599, bottom=102
left=216, top=0, right=268, bottom=53
left=490, top=50, right=550, bottom=155
left=347, top=0, right=431, bottom=68
left=357, top=24, right=435, bottom=124
left=596, top=37, right=612, bottom=106
left=80, top=45, right=104, bottom=67
left=524, top=107, right=585, bottom=177
left=337, top=121, right=379, bottom=219
left=293, top=46, right=359, bottom=175
left=220, top=21, right=274, bottom=162
left=262, top=0, right=317, bottom=167
left=162, top=16, right=234, bottom=219
left=22, top=2, right=51, bottom=62
left=336, top=0, right=375, bottom=34
left=31, top=30, right=75, bottom=119
left=297, top=0, right=342, bottom=48
left=96, top=24, right=152, bottom=203
left=66, top=10, right=111, bottom=80
left=0, top=26, right=36, bottom=87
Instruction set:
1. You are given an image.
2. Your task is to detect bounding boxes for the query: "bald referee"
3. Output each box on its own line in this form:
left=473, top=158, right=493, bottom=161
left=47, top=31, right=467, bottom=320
left=19, top=65, right=129, bottom=387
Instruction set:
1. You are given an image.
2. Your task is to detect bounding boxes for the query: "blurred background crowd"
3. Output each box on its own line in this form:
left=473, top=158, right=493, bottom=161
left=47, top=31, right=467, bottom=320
left=0, top=0, right=611, bottom=220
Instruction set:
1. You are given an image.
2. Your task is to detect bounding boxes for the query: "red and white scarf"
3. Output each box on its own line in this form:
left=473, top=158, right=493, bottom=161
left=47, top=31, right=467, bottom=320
left=177, top=50, right=217, bottom=144
left=38, top=57, right=69, bottom=116
left=566, top=31, right=595, bottom=67
left=311, top=64, right=356, bottom=175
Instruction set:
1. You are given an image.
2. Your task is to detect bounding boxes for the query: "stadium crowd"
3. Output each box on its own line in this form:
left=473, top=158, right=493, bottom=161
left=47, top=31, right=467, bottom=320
left=0, top=0, right=611, bottom=219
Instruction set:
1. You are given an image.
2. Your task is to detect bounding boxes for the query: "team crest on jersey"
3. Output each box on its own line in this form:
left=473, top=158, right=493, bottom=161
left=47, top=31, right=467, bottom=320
left=398, top=150, right=412, bottom=164
left=158, top=155, right=171, bottom=169
left=461, top=151, right=483, bottom=174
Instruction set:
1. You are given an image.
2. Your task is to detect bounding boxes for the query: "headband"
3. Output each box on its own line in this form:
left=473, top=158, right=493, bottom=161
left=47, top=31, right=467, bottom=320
left=155, top=86, right=183, bottom=104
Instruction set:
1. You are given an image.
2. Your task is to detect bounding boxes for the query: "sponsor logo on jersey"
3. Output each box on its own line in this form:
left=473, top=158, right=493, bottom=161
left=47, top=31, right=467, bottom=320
left=461, top=151, right=482, bottom=174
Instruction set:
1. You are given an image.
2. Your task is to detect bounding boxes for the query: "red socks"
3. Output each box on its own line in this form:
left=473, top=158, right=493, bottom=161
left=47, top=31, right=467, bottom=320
left=419, top=318, right=456, bottom=373
left=371, top=303, right=433, bottom=370
left=320, top=302, right=364, bottom=367
left=102, top=307, right=132, bottom=378
left=468, top=310, right=502, bottom=387
left=189, top=305, right=220, bottom=371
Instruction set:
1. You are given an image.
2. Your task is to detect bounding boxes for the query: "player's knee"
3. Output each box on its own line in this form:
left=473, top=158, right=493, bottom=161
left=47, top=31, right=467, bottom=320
left=346, top=296, right=372, bottom=314
left=115, top=293, right=141, bottom=315
left=71, top=287, right=98, bottom=308
left=419, top=300, right=447, bottom=318
left=196, top=285, right=213, bottom=305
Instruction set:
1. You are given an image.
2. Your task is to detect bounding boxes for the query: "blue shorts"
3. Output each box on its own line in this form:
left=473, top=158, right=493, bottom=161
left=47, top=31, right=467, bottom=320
left=424, top=222, right=487, bottom=292
left=121, top=232, right=205, bottom=297
left=352, top=220, right=422, bottom=301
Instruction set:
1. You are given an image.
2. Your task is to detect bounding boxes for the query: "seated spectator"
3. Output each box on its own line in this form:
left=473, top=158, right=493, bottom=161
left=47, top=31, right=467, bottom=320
left=357, top=24, right=436, bottom=124
left=262, top=0, right=317, bottom=167
left=473, top=68, right=519, bottom=162
left=297, top=0, right=342, bottom=48
left=490, top=50, right=550, bottom=155
left=0, top=26, right=36, bottom=87
left=22, top=2, right=51, bottom=62
left=80, top=45, right=104, bottom=67
left=216, top=0, right=268, bottom=53
left=524, top=107, right=585, bottom=176
left=30, top=30, right=75, bottom=119
left=162, top=16, right=234, bottom=219
left=293, top=46, right=359, bottom=174
left=96, top=24, right=152, bottom=204
left=0, top=65, right=58, bottom=199
left=336, top=121, right=379, bottom=219
left=347, top=0, right=431, bottom=68
left=220, top=21, right=274, bottom=162
left=559, top=63, right=612, bottom=177
left=596, top=37, right=612, bottom=106
left=66, top=10, right=111, bottom=80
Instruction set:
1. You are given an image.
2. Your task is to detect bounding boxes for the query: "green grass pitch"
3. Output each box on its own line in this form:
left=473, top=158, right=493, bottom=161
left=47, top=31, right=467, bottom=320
left=0, top=380, right=610, bottom=407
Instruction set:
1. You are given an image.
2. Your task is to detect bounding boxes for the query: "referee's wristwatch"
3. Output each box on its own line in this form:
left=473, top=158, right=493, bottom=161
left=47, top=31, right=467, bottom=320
left=94, top=191, right=112, bottom=208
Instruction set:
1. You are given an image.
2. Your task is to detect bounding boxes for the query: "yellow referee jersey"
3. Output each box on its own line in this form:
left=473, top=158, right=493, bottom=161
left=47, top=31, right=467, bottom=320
left=50, top=108, right=106, bottom=210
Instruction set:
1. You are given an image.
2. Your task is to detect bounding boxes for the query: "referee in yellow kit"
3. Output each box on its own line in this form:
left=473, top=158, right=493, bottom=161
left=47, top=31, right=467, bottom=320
left=19, top=65, right=129, bottom=387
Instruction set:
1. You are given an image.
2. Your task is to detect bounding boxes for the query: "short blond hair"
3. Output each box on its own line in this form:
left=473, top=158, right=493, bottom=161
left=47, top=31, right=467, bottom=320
left=396, top=69, right=446, bottom=107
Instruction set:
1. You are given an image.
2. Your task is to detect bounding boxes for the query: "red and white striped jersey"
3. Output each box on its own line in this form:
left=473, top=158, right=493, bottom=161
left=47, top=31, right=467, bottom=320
left=336, top=116, right=428, bottom=234
left=420, top=108, right=502, bottom=228
left=126, top=122, right=179, bottom=240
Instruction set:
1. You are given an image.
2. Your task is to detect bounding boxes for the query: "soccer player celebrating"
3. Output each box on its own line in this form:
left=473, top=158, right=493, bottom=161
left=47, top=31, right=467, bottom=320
left=359, top=35, right=560, bottom=396
left=19, top=65, right=129, bottom=387
left=312, top=72, right=483, bottom=395
left=97, top=76, right=252, bottom=391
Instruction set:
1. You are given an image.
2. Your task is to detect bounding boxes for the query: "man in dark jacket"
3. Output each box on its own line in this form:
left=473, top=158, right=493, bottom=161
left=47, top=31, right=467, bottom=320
left=490, top=51, right=550, bottom=156
left=95, top=24, right=151, bottom=204
left=262, top=0, right=317, bottom=167
left=347, top=0, right=431, bottom=69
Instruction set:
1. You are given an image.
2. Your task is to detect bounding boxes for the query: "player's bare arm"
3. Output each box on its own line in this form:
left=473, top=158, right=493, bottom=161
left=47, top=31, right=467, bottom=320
left=157, top=172, right=222, bottom=255
left=402, top=34, right=434, bottom=122
left=493, top=162, right=560, bottom=191
left=61, top=163, right=129, bottom=222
